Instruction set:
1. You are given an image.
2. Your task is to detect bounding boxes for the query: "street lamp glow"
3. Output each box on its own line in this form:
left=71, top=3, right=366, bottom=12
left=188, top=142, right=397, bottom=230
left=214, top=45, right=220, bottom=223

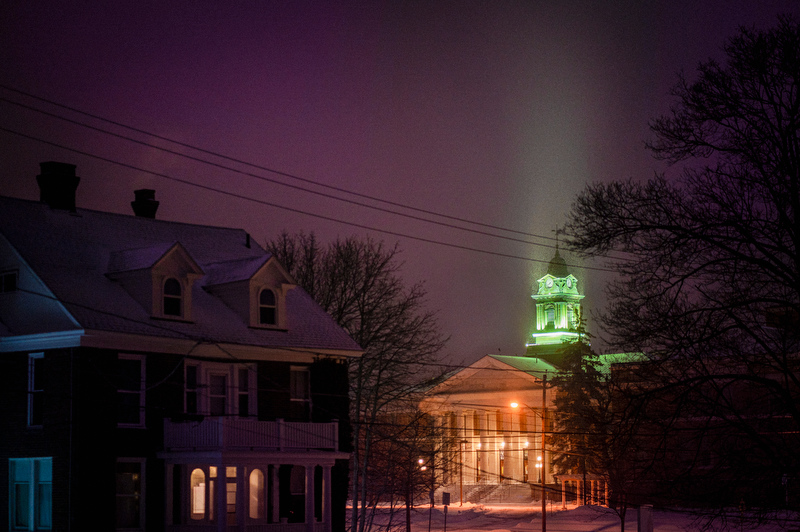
left=510, top=402, right=519, bottom=408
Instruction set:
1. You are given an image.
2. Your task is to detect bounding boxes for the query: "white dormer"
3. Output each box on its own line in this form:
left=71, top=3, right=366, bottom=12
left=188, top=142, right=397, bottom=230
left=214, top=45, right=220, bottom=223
left=108, top=242, right=204, bottom=321
left=203, top=255, right=294, bottom=330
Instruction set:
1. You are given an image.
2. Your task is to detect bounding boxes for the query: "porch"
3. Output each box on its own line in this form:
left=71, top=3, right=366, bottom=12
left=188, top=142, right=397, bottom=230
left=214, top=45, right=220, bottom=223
left=160, top=418, right=349, bottom=532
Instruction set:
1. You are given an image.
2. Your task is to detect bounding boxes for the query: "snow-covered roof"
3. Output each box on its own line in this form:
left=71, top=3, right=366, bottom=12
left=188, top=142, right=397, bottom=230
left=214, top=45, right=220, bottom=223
left=489, top=354, right=559, bottom=377
left=0, top=195, right=361, bottom=355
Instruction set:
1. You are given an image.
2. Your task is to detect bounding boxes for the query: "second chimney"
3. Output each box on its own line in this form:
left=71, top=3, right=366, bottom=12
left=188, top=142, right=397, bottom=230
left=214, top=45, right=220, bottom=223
left=131, top=189, right=159, bottom=219
left=37, top=162, right=80, bottom=212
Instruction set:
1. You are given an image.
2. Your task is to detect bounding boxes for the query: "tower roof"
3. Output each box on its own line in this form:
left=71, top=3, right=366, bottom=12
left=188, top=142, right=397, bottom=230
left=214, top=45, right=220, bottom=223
left=546, top=248, right=569, bottom=278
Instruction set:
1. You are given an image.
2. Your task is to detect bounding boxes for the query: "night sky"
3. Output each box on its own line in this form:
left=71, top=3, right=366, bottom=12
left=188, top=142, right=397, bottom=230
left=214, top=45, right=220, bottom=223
left=2, top=1, right=797, bottom=366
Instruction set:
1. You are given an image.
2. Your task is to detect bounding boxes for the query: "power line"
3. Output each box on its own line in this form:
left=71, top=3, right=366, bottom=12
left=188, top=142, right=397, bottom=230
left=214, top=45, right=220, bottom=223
left=0, top=85, right=558, bottom=243
left=0, top=125, right=617, bottom=272
left=1, top=96, right=557, bottom=250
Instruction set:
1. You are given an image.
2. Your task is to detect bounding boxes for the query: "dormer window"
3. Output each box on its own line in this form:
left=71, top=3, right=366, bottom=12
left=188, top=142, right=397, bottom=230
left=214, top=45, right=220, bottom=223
left=163, top=278, right=183, bottom=317
left=259, top=288, right=277, bottom=325
left=108, top=242, right=202, bottom=321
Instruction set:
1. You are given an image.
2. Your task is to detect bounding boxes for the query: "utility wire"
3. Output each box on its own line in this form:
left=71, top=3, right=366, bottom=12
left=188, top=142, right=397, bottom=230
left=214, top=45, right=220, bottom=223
left=0, top=125, right=617, bottom=271
left=1, top=96, right=557, bottom=250
left=0, top=85, right=557, bottom=243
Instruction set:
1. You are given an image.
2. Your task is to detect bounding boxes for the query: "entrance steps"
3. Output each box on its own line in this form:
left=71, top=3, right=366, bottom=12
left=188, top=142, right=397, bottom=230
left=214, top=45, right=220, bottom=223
left=436, top=482, right=535, bottom=504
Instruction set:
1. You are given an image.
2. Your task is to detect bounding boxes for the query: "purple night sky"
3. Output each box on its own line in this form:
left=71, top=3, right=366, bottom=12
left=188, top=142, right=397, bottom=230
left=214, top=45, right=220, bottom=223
left=2, top=1, right=797, bottom=366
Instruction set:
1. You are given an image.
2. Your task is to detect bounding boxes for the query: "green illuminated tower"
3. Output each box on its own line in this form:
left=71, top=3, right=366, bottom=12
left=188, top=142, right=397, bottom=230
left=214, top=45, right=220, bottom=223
left=525, top=247, right=585, bottom=366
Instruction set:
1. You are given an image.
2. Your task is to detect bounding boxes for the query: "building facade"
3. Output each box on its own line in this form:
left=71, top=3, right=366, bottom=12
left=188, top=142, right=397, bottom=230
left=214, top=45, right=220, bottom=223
left=420, top=249, right=607, bottom=505
left=0, top=162, right=362, bottom=531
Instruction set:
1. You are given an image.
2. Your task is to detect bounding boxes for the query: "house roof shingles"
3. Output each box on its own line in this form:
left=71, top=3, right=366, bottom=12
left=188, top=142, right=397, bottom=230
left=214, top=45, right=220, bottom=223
left=0, top=196, right=361, bottom=355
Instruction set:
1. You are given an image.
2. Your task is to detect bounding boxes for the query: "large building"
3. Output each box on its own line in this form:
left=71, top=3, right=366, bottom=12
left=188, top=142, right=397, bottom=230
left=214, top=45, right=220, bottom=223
left=420, top=249, right=606, bottom=506
left=0, top=162, right=362, bottom=531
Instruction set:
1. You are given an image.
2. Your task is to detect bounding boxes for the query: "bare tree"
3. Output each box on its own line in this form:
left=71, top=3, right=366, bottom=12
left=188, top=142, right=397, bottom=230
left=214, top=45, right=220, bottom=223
left=267, top=232, right=448, bottom=532
left=563, top=17, right=800, bottom=519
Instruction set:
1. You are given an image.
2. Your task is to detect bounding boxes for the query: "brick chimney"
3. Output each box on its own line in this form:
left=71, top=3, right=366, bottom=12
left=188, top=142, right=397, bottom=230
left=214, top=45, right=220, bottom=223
left=131, top=189, right=159, bottom=219
left=36, top=162, right=80, bottom=212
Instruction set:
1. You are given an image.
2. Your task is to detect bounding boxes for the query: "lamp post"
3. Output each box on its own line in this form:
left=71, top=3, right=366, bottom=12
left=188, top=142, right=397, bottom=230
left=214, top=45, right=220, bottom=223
left=541, top=374, right=547, bottom=532
left=510, top=371, right=548, bottom=532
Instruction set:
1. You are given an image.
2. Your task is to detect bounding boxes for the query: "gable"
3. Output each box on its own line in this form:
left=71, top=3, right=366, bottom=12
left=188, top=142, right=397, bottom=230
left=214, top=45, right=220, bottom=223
left=426, top=355, right=546, bottom=397
left=0, top=233, right=80, bottom=338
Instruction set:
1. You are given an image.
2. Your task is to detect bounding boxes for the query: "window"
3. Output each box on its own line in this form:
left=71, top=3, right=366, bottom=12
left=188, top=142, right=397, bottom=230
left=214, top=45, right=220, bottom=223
left=9, top=457, right=52, bottom=531
left=290, top=367, right=310, bottom=402
left=116, top=459, right=144, bottom=530
left=1, top=269, right=18, bottom=293
left=545, top=305, right=555, bottom=329
left=28, top=354, right=44, bottom=428
left=190, top=468, right=206, bottom=520
left=184, top=364, right=255, bottom=417
left=238, top=368, right=250, bottom=417
left=163, top=278, right=182, bottom=317
left=118, top=355, right=145, bottom=427
left=208, top=374, right=227, bottom=416
left=258, top=289, right=276, bottom=325
left=185, top=365, right=198, bottom=415
left=249, top=469, right=265, bottom=519
left=224, top=467, right=237, bottom=525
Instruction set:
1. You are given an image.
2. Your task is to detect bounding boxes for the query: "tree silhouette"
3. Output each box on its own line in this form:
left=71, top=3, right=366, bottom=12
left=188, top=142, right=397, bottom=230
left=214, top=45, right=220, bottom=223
left=564, top=17, right=800, bottom=520
left=267, top=232, right=448, bottom=532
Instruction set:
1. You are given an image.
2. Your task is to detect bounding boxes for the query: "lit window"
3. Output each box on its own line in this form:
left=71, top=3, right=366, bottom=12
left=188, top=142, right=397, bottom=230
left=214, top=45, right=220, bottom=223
left=249, top=469, right=265, bottom=519
left=1, top=270, right=18, bottom=293
left=118, top=355, right=145, bottom=427
left=190, top=468, right=206, bottom=520
left=9, top=457, right=52, bottom=530
left=116, top=460, right=144, bottom=529
left=258, top=289, right=276, bottom=325
left=163, top=278, right=182, bottom=317
left=28, top=354, right=44, bottom=428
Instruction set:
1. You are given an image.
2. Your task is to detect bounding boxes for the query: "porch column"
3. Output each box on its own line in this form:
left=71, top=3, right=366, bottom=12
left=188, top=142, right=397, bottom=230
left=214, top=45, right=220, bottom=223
left=237, top=466, right=246, bottom=530
left=561, top=479, right=566, bottom=509
left=577, top=480, right=582, bottom=506
left=306, top=465, right=316, bottom=532
left=216, top=465, right=226, bottom=532
left=271, top=465, right=280, bottom=523
left=605, top=481, right=609, bottom=507
left=323, top=466, right=332, bottom=530
left=165, top=464, right=174, bottom=525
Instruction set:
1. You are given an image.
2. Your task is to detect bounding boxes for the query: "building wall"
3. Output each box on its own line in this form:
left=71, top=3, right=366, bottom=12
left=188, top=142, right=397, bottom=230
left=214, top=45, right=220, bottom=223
left=0, top=347, right=352, bottom=531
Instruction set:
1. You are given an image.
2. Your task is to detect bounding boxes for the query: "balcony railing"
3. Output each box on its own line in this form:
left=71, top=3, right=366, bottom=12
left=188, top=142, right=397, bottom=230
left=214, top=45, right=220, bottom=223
left=163, top=418, right=339, bottom=452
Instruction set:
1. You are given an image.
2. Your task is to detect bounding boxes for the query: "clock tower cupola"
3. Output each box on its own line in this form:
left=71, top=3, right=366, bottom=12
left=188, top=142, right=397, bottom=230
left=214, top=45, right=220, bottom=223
left=525, top=247, right=585, bottom=365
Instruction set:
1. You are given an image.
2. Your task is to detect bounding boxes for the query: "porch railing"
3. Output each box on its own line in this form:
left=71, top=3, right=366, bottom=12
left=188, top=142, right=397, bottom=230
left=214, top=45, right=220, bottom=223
left=163, top=418, right=339, bottom=452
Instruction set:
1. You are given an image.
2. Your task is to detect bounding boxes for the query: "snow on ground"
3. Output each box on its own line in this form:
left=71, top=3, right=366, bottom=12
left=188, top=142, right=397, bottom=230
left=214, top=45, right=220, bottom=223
left=359, top=503, right=798, bottom=532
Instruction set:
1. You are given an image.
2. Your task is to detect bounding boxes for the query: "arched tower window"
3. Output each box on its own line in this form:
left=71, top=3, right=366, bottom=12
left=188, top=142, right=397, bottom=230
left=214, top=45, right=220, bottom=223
left=163, top=278, right=182, bottom=316
left=259, top=288, right=276, bottom=325
left=545, top=304, right=555, bottom=329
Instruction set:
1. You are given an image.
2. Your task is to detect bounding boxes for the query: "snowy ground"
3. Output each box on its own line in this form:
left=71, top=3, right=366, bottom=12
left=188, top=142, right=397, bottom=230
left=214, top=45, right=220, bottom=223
left=359, top=503, right=799, bottom=532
